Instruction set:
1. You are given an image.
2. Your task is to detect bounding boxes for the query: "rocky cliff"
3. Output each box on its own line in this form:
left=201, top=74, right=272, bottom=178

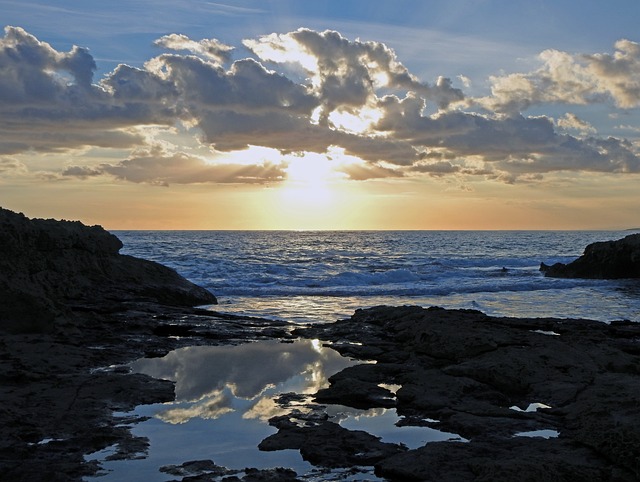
left=540, top=233, right=640, bottom=279
left=0, top=207, right=216, bottom=333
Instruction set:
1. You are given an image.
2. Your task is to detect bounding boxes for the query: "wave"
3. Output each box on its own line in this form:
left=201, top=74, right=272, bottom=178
left=113, top=230, right=640, bottom=322
left=209, top=274, right=604, bottom=299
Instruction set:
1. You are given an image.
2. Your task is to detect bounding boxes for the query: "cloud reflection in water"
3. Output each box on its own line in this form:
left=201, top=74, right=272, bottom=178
left=130, top=339, right=356, bottom=424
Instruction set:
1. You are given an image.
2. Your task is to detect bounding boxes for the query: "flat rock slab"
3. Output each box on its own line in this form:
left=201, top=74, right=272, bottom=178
left=293, top=305, right=640, bottom=481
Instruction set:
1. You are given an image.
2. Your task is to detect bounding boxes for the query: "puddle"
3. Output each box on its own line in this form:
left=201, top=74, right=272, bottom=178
left=86, top=339, right=460, bottom=481
left=509, top=402, right=552, bottom=412
left=530, top=330, right=561, bottom=336
left=514, top=429, right=560, bottom=439
left=331, top=406, right=467, bottom=448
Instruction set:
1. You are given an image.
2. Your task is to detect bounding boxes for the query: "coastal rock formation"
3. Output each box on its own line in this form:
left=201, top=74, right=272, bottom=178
left=292, top=305, right=640, bottom=481
left=3, top=208, right=638, bottom=481
left=0, top=208, right=302, bottom=480
left=0, top=207, right=216, bottom=333
left=540, top=233, right=640, bottom=279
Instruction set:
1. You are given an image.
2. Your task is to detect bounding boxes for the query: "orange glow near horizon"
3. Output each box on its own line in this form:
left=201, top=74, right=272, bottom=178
left=3, top=150, right=639, bottom=231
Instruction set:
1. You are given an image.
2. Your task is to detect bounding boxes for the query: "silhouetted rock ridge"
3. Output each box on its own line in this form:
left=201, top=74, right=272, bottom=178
left=540, top=233, right=640, bottom=279
left=0, top=207, right=216, bottom=333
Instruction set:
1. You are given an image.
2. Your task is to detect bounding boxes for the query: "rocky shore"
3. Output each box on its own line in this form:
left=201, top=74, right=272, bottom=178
left=540, top=232, right=640, bottom=279
left=292, top=306, right=640, bottom=481
left=1, top=208, right=639, bottom=481
left=0, top=208, right=295, bottom=481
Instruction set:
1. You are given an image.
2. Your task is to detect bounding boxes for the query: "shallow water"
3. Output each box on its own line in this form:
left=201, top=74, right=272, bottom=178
left=87, top=340, right=458, bottom=481
left=115, top=230, right=640, bottom=323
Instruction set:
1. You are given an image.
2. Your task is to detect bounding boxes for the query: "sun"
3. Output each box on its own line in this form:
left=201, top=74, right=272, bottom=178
left=278, top=153, right=337, bottom=204
left=259, top=149, right=371, bottom=230
left=285, top=153, right=334, bottom=185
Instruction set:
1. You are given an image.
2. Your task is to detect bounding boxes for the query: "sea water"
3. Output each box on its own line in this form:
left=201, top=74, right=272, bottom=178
left=89, top=230, right=640, bottom=481
left=114, top=230, right=640, bottom=323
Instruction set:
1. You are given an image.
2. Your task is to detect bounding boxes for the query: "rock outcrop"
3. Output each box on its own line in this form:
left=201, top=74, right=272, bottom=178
left=0, top=207, right=217, bottom=333
left=0, top=208, right=294, bottom=481
left=540, top=233, right=640, bottom=279
left=291, top=305, right=640, bottom=481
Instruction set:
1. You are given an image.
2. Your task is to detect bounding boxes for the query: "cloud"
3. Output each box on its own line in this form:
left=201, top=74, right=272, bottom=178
left=556, top=113, right=597, bottom=135
left=244, top=28, right=464, bottom=118
left=1, top=26, right=639, bottom=186
left=584, top=39, right=640, bottom=109
left=0, top=26, right=175, bottom=153
left=62, top=146, right=288, bottom=185
left=154, top=33, right=234, bottom=64
left=157, top=391, right=235, bottom=425
left=475, top=39, right=640, bottom=113
left=128, top=340, right=354, bottom=425
left=0, top=157, right=27, bottom=175
left=373, top=94, right=640, bottom=180
left=338, top=162, right=404, bottom=181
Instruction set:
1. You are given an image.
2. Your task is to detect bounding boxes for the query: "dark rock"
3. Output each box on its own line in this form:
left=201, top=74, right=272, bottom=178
left=259, top=415, right=407, bottom=468
left=375, top=437, right=625, bottom=482
left=292, top=305, right=640, bottom=480
left=541, top=233, right=640, bottom=278
left=160, top=459, right=235, bottom=477
left=0, top=207, right=217, bottom=333
left=315, top=377, right=396, bottom=409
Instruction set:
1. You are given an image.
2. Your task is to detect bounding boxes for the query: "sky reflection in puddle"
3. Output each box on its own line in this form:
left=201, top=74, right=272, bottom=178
left=87, top=339, right=456, bottom=481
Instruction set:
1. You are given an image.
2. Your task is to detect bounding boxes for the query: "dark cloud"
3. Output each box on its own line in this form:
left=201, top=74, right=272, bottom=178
left=245, top=28, right=464, bottom=119
left=373, top=94, right=640, bottom=180
left=62, top=147, right=287, bottom=185
left=0, top=26, right=175, bottom=153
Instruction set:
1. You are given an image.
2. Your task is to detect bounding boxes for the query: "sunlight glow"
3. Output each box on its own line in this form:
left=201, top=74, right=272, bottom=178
left=328, top=107, right=383, bottom=134
left=280, top=155, right=334, bottom=206
left=243, top=33, right=318, bottom=80
left=211, top=145, right=282, bottom=165
left=285, top=153, right=335, bottom=184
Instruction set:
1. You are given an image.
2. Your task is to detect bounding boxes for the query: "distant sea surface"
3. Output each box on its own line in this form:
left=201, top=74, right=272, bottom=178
left=115, top=230, right=640, bottom=323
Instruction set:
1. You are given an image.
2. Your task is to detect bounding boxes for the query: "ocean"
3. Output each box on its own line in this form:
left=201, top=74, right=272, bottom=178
left=90, top=230, right=640, bottom=481
left=114, top=230, right=640, bottom=324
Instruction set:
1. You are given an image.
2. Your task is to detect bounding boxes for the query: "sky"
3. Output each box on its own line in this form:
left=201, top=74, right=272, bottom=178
left=1, top=0, right=640, bottom=230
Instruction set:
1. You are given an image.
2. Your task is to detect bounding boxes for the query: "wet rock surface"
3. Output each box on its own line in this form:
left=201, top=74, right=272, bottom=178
left=160, top=460, right=302, bottom=481
left=259, top=414, right=407, bottom=467
left=293, top=306, right=640, bottom=481
left=540, top=232, right=640, bottom=278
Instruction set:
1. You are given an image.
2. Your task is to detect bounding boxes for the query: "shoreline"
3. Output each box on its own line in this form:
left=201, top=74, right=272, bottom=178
left=2, top=304, right=639, bottom=481
left=1, top=208, right=639, bottom=481
left=0, top=304, right=301, bottom=481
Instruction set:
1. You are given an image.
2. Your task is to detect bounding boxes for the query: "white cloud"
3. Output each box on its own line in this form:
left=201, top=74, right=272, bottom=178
left=584, top=39, right=640, bottom=109
left=245, top=28, right=464, bottom=118
left=556, top=113, right=597, bottom=135
left=155, top=33, right=234, bottom=64
left=475, top=39, right=640, bottom=113
left=157, top=391, right=235, bottom=425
